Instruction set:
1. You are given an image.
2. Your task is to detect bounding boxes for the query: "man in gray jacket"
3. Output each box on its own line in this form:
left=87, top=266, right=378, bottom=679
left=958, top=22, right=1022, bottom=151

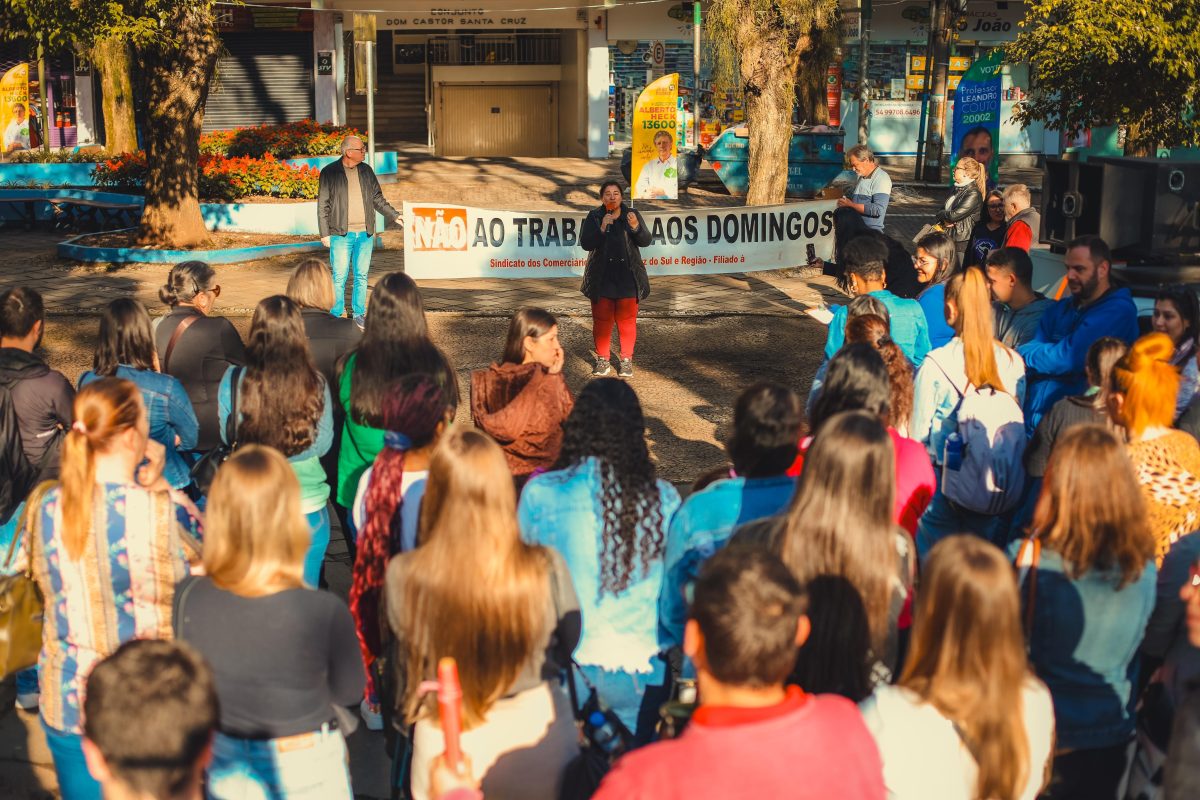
left=317, top=135, right=402, bottom=327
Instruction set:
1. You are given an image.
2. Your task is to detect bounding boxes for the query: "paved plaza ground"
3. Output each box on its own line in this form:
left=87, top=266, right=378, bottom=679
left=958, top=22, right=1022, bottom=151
left=0, top=153, right=1041, bottom=798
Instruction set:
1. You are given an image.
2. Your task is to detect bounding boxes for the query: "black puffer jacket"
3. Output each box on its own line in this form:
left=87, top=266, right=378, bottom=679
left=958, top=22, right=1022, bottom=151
left=0, top=347, right=74, bottom=480
left=935, top=184, right=984, bottom=243
left=579, top=203, right=653, bottom=301
left=0, top=384, right=37, bottom=524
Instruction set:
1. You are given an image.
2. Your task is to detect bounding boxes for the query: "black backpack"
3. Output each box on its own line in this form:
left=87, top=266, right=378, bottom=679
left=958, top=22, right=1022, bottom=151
left=0, top=383, right=38, bottom=525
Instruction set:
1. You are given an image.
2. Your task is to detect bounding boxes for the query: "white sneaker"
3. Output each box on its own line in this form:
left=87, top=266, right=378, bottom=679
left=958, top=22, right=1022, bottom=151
left=360, top=698, right=383, bottom=731
left=14, top=691, right=38, bottom=711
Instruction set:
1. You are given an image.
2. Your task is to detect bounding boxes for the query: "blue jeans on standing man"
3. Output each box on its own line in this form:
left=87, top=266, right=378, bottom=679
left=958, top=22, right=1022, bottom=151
left=329, top=231, right=374, bottom=319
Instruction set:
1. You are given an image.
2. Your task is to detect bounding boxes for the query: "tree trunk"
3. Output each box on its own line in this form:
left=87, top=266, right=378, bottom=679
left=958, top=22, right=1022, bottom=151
left=136, top=5, right=221, bottom=248
left=91, top=37, right=137, bottom=155
left=795, top=63, right=830, bottom=126
left=1124, top=122, right=1157, bottom=157
left=740, top=14, right=795, bottom=206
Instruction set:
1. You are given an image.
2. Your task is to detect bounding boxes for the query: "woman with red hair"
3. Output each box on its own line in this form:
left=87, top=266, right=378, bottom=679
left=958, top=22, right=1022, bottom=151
left=1108, top=332, right=1200, bottom=561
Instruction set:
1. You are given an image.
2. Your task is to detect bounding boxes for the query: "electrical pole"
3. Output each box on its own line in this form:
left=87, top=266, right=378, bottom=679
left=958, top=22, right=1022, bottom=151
left=857, top=0, right=872, bottom=146
left=693, top=0, right=701, bottom=150
left=37, top=36, right=50, bottom=155
left=921, top=0, right=952, bottom=183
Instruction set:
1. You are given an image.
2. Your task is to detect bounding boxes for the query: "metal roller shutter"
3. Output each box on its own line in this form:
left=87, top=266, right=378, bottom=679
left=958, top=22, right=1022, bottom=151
left=203, top=32, right=314, bottom=132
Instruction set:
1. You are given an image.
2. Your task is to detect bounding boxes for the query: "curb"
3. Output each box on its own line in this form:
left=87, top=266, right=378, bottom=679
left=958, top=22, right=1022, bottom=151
left=57, top=230, right=325, bottom=265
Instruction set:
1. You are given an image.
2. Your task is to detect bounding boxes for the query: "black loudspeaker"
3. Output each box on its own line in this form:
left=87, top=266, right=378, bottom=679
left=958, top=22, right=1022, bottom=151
left=1041, top=157, right=1200, bottom=258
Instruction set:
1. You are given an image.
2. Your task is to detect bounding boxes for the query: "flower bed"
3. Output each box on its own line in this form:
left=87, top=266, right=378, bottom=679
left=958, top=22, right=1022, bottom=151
left=94, top=152, right=320, bottom=201
left=199, top=120, right=365, bottom=159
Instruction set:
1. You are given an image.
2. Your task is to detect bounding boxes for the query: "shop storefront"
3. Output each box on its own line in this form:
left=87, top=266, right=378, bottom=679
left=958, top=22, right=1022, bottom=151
left=205, top=4, right=317, bottom=132
left=325, top=0, right=607, bottom=158
left=840, top=0, right=1050, bottom=160
left=0, top=43, right=99, bottom=156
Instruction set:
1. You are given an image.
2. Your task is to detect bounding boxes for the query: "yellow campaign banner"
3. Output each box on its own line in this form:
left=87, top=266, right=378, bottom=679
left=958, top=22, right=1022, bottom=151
left=631, top=72, right=679, bottom=201
left=0, top=63, right=31, bottom=156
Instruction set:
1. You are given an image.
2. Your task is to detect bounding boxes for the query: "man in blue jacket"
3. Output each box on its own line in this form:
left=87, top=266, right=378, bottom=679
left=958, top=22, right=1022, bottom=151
left=1017, top=235, right=1139, bottom=433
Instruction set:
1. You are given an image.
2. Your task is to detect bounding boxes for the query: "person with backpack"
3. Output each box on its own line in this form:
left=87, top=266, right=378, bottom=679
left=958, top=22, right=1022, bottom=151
left=0, top=286, right=75, bottom=480
left=910, top=266, right=1027, bottom=558
left=518, top=379, right=679, bottom=742
left=593, top=546, right=886, bottom=799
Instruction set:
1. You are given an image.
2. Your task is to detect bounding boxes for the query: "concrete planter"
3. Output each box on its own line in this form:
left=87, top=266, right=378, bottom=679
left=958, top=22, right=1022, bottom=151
left=0, top=150, right=399, bottom=189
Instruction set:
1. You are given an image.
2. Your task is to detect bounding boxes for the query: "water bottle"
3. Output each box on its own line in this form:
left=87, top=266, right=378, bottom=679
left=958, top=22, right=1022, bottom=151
left=587, top=710, right=624, bottom=755
left=944, top=432, right=964, bottom=471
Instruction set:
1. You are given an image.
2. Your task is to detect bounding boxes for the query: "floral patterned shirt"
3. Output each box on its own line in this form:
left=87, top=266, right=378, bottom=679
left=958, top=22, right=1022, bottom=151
left=28, top=483, right=201, bottom=733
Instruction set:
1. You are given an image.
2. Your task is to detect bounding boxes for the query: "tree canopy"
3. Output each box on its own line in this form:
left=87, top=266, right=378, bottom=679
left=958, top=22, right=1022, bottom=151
left=1006, top=0, right=1200, bottom=154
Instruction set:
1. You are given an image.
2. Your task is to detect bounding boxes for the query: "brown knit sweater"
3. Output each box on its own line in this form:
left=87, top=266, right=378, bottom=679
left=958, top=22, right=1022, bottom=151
left=1128, top=430, right=1200, bottom=562
left=470, top=362, right=574, bottom=476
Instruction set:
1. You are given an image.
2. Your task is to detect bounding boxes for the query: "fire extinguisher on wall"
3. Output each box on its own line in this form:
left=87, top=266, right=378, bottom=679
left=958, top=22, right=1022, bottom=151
left=826, top=65, right=843, bottom=127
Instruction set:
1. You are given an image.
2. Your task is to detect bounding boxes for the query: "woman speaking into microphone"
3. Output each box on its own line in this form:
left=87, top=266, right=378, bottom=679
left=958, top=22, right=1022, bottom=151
left=580, top=181, right=652, bottom=378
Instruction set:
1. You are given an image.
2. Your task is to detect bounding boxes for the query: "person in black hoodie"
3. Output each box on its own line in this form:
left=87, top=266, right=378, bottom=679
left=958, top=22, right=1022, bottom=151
left=580, top=181, right=651, bottom=378
left=0, top=286, right=74, bottom=480
left=154, top=261, right=246, bottom=453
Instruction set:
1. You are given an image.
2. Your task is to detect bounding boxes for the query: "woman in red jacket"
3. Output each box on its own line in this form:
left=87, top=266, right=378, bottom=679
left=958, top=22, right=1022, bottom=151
left=471, top=308, right=574, bottom=480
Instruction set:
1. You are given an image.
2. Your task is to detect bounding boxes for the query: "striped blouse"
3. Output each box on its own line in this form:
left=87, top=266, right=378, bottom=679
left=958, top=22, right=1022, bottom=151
left=28, top=483, right=202, bottom=733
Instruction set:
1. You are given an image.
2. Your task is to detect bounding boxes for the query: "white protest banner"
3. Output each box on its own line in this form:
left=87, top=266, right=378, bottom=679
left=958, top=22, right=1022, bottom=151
left=402, top=200, right=837, bottom=280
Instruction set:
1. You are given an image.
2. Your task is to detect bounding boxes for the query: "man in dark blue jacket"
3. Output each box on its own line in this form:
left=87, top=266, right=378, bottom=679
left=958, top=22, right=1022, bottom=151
left=1017, top=235, right=1139, bottom=433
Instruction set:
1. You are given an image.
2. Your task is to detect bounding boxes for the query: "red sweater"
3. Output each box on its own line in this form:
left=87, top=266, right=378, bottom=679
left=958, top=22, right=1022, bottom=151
left=1002, top=219, right=1034, bottom=252
left=788, top=428, right=935, bottom=536
left=593, top=689, right=885, bottom=800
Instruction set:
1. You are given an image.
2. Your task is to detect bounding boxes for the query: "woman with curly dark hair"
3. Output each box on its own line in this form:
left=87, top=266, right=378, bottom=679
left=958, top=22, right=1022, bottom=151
left=518, top=378, right=680, bottom=742
left=218, top=295, right=332, bottom=586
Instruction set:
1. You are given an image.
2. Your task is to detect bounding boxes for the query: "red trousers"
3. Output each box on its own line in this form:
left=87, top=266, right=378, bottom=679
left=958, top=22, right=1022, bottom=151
left=591, top=297, right=639, bottom=360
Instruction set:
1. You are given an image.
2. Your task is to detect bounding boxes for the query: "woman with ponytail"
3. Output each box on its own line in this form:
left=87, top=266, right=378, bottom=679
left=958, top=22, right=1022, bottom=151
left=27, top=378, right=201, bottom=800
left=862, top=535, right=1055, bottom=800
left=348, top=373, right=453, bottom=730
left=910, top=266, right=1026, bottom=554
left=1108, top=332, right=1200, bottom=561
left=385, top=428, right=580, bottom=799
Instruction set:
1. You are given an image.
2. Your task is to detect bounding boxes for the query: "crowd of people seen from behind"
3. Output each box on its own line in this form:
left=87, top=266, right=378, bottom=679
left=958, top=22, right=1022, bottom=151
left=3, top=157, right=1200, bottom=800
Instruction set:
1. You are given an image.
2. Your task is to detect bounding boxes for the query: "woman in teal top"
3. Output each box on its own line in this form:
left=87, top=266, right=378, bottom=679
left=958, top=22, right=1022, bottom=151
left=335, top=272, right=458, bottom=536
left=218, top=295, right=332, bottom=586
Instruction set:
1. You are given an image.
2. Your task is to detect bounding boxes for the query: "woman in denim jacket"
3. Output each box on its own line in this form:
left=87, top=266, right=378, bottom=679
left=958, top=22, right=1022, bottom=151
left=80, top=298, right=198, bottom=491
left=1010, top=424, right=1156, bottom=799
left=519, top=378, right=680, bottom=742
